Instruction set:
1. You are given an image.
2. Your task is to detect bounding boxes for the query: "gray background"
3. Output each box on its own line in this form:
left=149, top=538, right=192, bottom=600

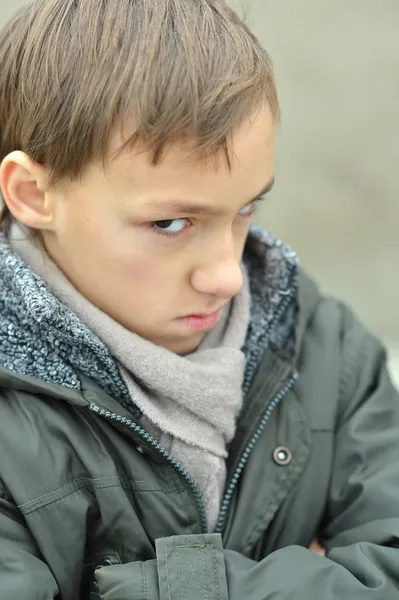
left=1, top=1, right=399, bottom=376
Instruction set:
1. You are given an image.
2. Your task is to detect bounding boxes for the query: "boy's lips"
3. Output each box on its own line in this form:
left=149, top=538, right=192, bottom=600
left=175, top=309, right=222, bottom=331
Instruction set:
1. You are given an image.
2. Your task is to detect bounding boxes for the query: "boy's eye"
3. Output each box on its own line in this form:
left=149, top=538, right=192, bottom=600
left=148, top=201, right=258, bottom=237
left=239, top=201, right=257, bottom=216
left=150, top=218, right=188, bottom=236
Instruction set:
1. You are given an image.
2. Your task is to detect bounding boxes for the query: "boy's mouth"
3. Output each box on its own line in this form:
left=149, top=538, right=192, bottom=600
left=175, top=309, right=222, bottom=331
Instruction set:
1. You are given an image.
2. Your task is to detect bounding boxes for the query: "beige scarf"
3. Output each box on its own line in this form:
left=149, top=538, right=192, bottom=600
left=10, top=225, right=251, bottom=530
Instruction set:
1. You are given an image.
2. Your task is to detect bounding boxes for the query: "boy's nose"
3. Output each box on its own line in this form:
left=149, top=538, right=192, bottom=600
left=191, top=256, right=243, bottom=300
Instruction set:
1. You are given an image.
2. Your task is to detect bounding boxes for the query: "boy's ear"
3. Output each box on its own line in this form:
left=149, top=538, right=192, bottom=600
left=0, top=151, right=55, bottom=230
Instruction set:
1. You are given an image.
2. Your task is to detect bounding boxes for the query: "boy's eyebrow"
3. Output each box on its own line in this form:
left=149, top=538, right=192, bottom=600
left=250, top=177, right=275, bottom=200
left=144, top=177, right=275, bottom=216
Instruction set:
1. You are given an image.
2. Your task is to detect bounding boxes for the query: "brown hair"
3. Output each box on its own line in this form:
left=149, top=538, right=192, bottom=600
left=0, top=0, right=279, bottom=225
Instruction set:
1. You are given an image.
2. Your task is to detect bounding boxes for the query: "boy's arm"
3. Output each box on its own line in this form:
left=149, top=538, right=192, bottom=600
left=94, top=306, right=399, bottom=599
left=0, top=483, right=59, bottom=599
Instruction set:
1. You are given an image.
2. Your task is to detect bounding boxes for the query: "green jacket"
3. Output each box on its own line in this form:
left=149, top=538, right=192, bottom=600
left=0, top=229, right=399, bottom=599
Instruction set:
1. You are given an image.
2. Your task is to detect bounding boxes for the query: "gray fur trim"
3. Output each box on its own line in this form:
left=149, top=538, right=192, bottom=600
left=242, top=224, right=298, bottom=393
left=0, top=224, right=298, bottom=410
left=0, top=240, right=137, bottom=414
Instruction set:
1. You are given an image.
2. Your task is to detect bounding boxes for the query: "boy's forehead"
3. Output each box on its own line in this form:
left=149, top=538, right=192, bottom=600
left=107, top=120, right=275, bottom=219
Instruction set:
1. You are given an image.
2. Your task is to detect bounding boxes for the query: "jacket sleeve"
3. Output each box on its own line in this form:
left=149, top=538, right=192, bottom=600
left=0, top=481, right=59, bottom=599
left=94, top=305, right=399, bottom=599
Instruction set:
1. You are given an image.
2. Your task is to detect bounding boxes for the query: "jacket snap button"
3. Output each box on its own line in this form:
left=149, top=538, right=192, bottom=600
left=273, top=446, right=292, bottom=466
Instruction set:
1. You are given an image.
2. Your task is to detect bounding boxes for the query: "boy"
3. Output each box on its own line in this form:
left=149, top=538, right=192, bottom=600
left=0, top=0, right=398, bottom=598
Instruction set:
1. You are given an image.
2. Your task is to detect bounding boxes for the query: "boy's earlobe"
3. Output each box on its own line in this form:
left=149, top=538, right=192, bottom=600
left=0, top=151, right=54, bottom=230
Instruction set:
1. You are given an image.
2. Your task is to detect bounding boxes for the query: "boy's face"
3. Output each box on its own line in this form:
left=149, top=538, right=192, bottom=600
left=40, top=109, right=276, bottom=354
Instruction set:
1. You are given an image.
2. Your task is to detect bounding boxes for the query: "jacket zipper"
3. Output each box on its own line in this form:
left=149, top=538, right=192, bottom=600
left=218, top=269, right=298, bottom=532
left=214, top=371, right=298, bottom=534
left=89, top=372, right=298, bottom=540
left=88, top=404, right=210, bottom=534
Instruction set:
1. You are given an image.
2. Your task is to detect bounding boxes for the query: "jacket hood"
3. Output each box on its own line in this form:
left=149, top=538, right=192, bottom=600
left=0, top=224, right=304, bottom=406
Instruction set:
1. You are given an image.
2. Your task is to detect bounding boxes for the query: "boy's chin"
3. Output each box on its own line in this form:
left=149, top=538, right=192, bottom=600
left=158, top=330, right=207, bottom=355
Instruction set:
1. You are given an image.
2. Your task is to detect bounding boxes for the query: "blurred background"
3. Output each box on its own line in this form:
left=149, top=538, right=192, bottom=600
left=1, top=1, right=398, bottom=381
